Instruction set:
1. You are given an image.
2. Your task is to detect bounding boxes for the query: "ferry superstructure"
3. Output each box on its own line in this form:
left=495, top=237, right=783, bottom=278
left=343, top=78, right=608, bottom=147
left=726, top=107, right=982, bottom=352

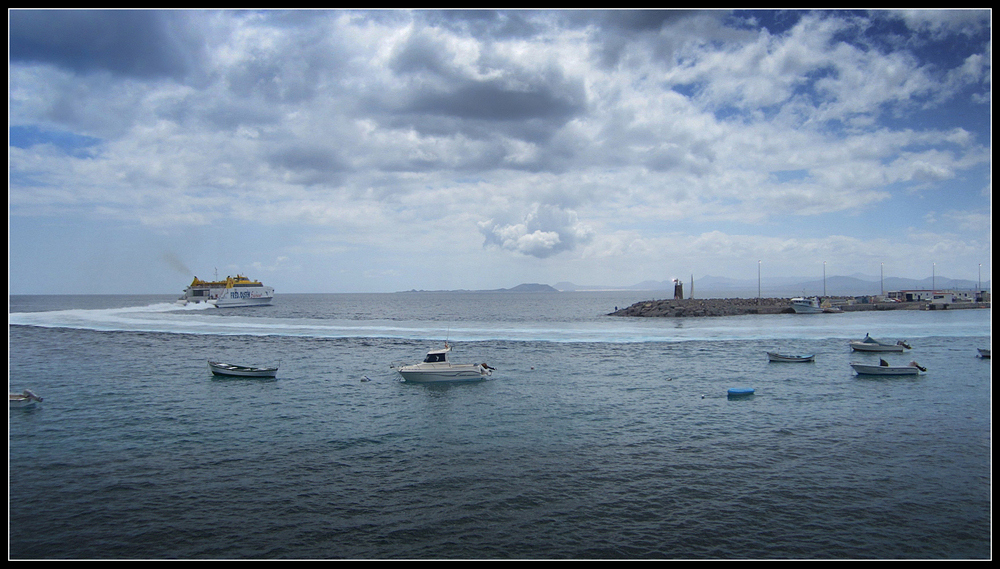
left=177, top=274, right=274, bottom=307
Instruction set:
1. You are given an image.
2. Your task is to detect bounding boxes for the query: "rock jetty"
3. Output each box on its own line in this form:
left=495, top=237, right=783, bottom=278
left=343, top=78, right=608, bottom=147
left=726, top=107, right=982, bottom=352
left=610, top=297, right=952, bottom=318
left=611, top=297, right=792, bottom=318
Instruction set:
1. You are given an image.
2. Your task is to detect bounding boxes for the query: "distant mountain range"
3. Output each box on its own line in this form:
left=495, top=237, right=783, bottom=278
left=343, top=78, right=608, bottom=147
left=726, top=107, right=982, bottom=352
left=402, top=276, right=987, bottom=297
left=555, top=274, right=989, bottom=297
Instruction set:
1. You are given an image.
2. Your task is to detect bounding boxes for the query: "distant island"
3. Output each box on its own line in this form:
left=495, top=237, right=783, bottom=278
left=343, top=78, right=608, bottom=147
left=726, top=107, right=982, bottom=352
left=401, top=283, right=559, bottom=293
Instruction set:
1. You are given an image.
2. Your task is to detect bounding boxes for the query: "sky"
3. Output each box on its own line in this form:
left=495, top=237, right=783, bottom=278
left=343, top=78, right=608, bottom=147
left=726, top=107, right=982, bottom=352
left=8, top=9, right=992, bottom=295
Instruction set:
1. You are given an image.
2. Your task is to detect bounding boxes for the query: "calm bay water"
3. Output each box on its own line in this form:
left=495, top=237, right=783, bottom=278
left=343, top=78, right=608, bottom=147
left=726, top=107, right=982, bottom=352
left=8, top=292, right=992, bottom=559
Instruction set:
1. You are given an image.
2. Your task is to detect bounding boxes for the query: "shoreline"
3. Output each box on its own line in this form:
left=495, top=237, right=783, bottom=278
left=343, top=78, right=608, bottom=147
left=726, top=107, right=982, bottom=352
left=610, top=297, right=991, bottom=318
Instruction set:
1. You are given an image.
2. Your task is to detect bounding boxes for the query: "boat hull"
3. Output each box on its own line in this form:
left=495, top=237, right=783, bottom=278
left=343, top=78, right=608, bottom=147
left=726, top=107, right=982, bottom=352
left=9, top=390, right=43, bottom=407
left=397, top=365, right=490, bottom=383
left=791, top=305, right=822, bottom=314
left=180, top=291, right=274, bottom=308
left=850, top=363, right=920, bottom=376
left=211, top=295, right=274, bottom=308
left=849, top=341, right=905, bottom=352
left=208, top=361, right=278, bottom=378
left=767, top=352, right=815, bottom=362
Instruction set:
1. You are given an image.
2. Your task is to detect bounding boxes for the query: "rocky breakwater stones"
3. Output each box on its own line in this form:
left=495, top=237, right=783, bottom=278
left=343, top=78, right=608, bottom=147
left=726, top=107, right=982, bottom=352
left=611, top=298, right=791, bottom=318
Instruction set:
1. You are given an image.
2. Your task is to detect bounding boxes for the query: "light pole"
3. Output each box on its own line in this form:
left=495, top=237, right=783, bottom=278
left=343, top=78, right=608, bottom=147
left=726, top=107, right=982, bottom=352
left=880, top=262, right=884, bottom=296
left=823, top=261, right=826, bottom=297
left=932, top=263, right=936, bottom=291
left=758, top=260, right=761, bottom=303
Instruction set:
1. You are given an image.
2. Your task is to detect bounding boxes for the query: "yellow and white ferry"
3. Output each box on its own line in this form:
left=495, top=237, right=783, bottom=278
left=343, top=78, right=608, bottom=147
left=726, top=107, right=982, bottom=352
left=176, top=274, right=274, bottom=307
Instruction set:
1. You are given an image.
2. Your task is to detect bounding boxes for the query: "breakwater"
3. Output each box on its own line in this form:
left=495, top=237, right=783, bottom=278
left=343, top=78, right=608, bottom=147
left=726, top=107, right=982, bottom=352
left=609, top=297, right=987, bottom=318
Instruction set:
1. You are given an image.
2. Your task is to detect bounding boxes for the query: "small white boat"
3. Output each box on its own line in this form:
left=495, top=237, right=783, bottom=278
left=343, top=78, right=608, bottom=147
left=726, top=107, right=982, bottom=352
left=849, top=334, right=911, bottom=352
left=767, top=352, right=815, bottom=362
left=791, top=297, right=823, bottom=314
left=851, top=361, right=926, bottom=376
left=9, top=389, right=43, bottom=407
left=978, top=348, right=991, bottom=359
left=208, top=360, right=278, bottom=378
left=393, top=343, right=494, bottom=383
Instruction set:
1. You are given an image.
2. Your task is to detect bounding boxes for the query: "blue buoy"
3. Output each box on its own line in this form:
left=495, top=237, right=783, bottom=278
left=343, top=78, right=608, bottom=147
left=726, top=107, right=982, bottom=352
left=727, top=387, right=755, bottom=399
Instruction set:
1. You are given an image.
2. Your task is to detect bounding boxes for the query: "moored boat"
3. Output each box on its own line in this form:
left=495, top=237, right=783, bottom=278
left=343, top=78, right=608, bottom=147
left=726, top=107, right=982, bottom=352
left=9, top=389, right=43, bottom=407
left=790, top=297, right=823, bottom=314
left=849, top=333, right=911, bottom=352
left=767, top=351, right=815, bottom=362
left=850, top=361, right=925, bottom=376
left=177, top=274, right=274, bottom=307
left=208, top=360, right=279, bottom=378
left=393, top=343, right=494, bottom=383
left=978, top=348, right=991, bottom=359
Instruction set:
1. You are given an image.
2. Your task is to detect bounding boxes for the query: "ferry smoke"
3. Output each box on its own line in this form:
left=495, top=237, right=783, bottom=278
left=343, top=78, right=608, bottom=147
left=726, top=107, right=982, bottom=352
left=162, top=252, right=192, bottom=275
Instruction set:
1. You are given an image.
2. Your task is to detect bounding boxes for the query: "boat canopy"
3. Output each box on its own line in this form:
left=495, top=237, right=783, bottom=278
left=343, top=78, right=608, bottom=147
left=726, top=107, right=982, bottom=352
left=421, top=344, right=453, bottom=363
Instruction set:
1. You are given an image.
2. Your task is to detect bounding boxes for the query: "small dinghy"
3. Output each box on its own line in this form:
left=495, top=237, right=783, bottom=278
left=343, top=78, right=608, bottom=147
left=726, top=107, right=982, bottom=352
left=767, top=352, right=815, bottom=363
left=9, top=389, right=43, bottom=407
left=849, top=334, right=911, bottom=352
left=208, top=360, right=278, bottom=378
left=850, top=360, right=926, bottom=376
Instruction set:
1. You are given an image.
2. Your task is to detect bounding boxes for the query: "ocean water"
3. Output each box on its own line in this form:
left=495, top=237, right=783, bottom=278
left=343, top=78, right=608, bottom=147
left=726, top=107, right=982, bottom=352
left=8, top=292, right=992, bottom=559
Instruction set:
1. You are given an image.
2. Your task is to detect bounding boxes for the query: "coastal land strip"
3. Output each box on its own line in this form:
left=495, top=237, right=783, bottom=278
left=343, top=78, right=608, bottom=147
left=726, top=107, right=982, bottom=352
left=610, top=297, right=990, bottom=318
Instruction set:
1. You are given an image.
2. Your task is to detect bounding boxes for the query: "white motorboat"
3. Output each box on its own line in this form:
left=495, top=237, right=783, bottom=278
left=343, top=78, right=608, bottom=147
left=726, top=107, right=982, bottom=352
left=177, top=274, right=274, bottom=307
left=9, top=389, right=43, bottom=407
left=208, top=360, right=278, bottom=378
left=978, top=348, right=990, bottom=359
left=851, top=361, right=926, bottom=376
left=849, top=334, right=911, bottom=352
left=393, top=343, right=494, bottom=383
left=791, top=297, right=823, bottom=314
left=767, top=352, right=815, bottom=362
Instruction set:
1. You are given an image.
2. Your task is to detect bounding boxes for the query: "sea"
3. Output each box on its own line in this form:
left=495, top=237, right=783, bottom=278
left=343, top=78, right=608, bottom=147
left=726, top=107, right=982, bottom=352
left=8, top=292, right=992, bottom=560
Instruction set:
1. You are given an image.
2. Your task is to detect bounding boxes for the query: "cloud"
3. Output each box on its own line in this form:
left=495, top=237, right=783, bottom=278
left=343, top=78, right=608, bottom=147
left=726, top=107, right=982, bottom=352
left=480, top=204, right=594, bottom=258
left=8, top=10, right=206, bottom=81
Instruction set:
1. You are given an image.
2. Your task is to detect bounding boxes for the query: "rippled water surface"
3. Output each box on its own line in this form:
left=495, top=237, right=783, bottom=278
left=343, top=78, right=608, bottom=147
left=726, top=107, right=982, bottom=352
left=8, top=293, right=992, bottom=559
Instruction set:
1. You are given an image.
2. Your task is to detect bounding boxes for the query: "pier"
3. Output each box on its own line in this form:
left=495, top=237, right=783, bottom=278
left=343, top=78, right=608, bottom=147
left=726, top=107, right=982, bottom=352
left=610, top=297, right=989, bottom=318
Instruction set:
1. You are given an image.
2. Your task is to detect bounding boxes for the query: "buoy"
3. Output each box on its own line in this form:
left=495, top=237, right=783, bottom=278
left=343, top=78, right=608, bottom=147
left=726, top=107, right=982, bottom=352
left=727, top=387, right=755, bottom=399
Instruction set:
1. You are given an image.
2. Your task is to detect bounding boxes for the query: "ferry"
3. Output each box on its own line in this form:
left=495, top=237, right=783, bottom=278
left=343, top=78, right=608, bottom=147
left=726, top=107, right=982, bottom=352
left=176, top=274, right=274, bottom=307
